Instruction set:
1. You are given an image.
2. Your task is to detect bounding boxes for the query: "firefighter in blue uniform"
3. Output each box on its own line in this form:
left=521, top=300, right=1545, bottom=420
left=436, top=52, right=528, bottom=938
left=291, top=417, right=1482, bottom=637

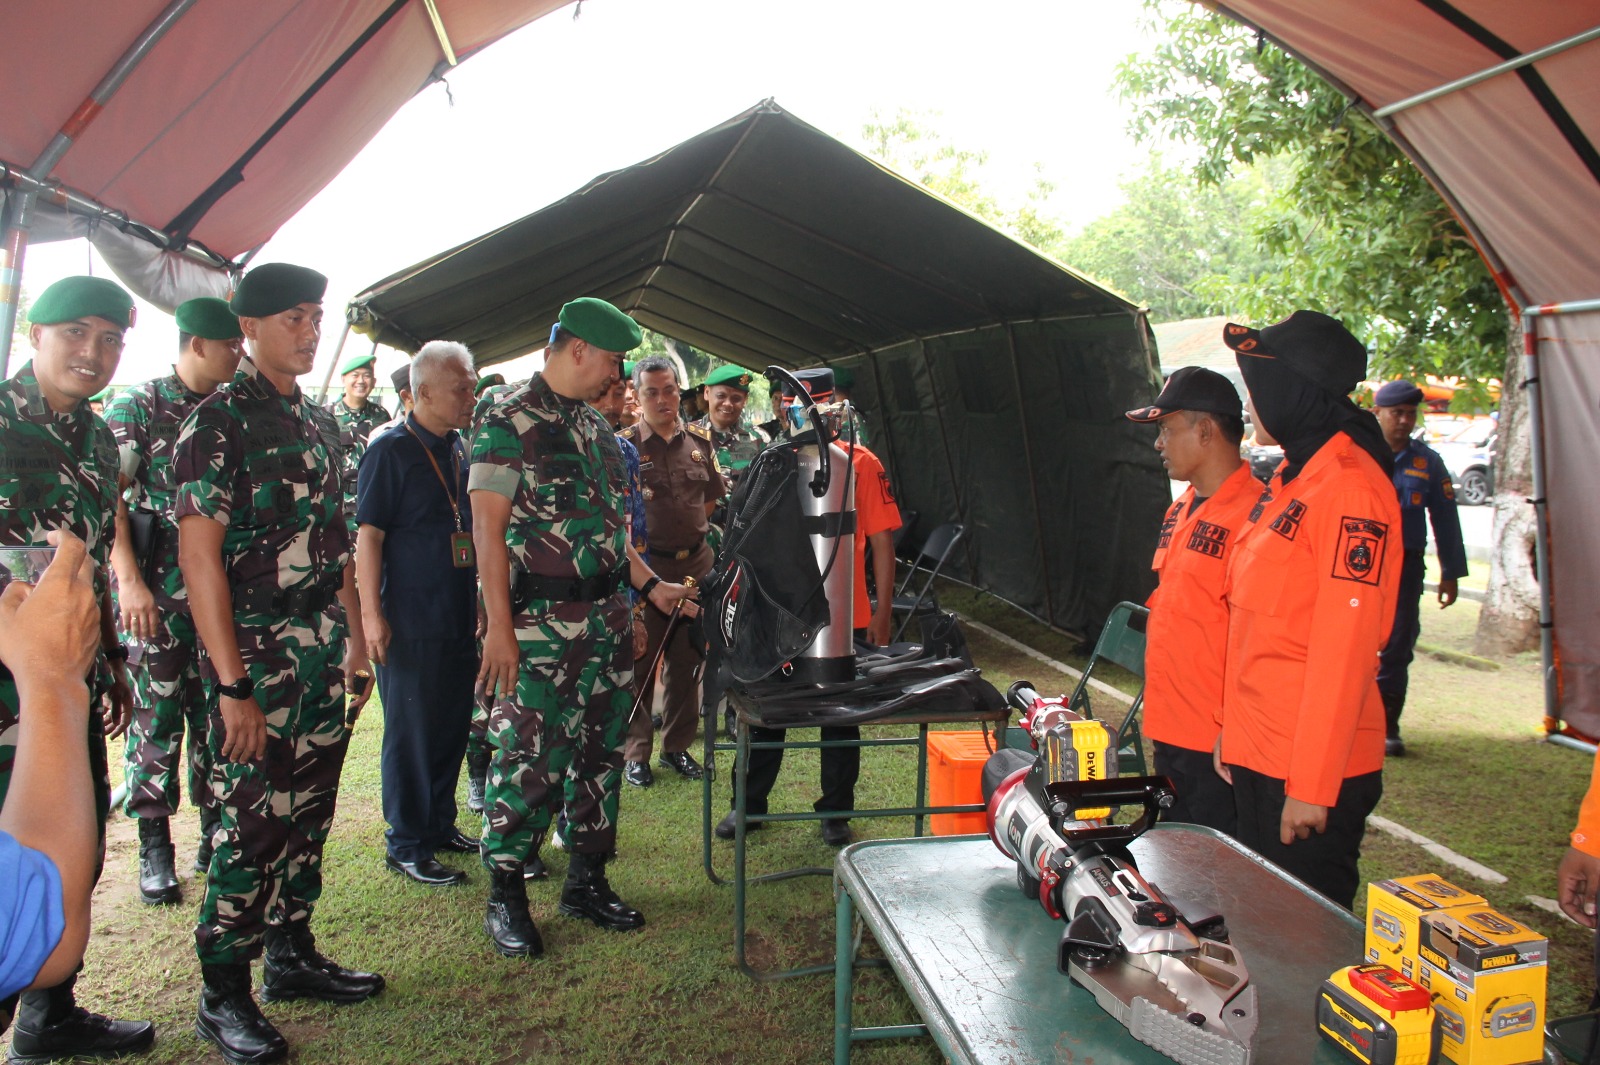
left=1371, top=379, right=1469, bottom=756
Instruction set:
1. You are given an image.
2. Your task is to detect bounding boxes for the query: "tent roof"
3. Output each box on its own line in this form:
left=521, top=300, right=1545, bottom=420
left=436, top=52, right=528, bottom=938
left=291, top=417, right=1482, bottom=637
left=1212, top=0, right=1600, bottom=309
left=2, top=1, right=570, bottom=264
left=348, top=100, right=1137, bottom=364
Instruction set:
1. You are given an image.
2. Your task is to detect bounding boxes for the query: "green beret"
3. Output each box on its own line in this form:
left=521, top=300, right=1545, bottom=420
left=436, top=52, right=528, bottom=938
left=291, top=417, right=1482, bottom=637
left=476, top=372, right=505, bottom=396
left=340, top=353, right=376, bottom=375
left=90, top=387, right=114, bottom=402
left=558, top=297, right=642, bottom=352
left=30, top=276, right=135, bottom=330
left=174, top=297, right=242, bottom=340
left=623, top=361, right=636, bottom=379
left=833, top=367, right=855, bottom=390
left=702, top=364, right=755, bottom=391
left=230, top=262, right=327, bottom=318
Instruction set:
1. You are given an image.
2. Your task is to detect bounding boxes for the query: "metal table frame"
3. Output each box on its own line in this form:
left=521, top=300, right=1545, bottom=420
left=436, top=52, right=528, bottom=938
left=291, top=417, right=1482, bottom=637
left=701, top=690, right=1008, bottom=980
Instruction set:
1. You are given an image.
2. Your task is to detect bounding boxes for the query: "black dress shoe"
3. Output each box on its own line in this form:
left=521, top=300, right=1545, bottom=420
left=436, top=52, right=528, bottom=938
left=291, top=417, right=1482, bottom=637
left=1385, top=735, right=1406, bottom=757
left=820, top=819, right=854, bottom=847
left=437, top=829, right=480, bottom=854
left=7, top=1007, right=156, bottom=1063
left=658, top=751, right=703, bottom=780
left=623, top=760, right=653, bottom=787
left=385, top=855, right=468, bottom=887
left=714, top=811, right=762, bottom=840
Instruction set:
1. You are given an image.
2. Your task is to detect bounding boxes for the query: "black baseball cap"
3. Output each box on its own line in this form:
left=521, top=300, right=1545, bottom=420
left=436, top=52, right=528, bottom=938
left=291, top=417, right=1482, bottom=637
left=1222, top=310, right=1368, bottom=396
left=1126, top=366, right=1243, bottom=423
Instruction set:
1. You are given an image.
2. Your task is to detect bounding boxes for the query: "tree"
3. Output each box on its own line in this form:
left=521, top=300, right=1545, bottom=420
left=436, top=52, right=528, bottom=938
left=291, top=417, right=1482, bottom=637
left=1117, top=0, right=1536, bottom=655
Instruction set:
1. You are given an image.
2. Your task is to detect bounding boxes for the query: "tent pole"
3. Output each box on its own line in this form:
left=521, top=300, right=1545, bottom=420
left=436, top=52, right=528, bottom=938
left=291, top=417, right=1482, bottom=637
left=1524, top=298, right=1600, bottom=734
left=918, top=336, right=967, bottom=525
left=317, top=321, right=355, bottom=404
left=1004, top=323, right=1055, bottom=623
left=0, top=189, right=37, bottom=378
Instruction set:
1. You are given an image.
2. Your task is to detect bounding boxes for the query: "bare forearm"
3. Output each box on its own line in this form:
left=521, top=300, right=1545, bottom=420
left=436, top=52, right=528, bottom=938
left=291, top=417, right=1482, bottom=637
left=870, top=530, right=895, bottom=615
left=338, top=561, right=365, bottom=652
left=355, top=525, right=384, bottom=623
left=108, top=502, right=143, bottom=593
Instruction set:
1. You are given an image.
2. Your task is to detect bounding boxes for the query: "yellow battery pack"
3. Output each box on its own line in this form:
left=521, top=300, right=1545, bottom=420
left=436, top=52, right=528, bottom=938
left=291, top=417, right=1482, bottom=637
left=1317, top=964, right=1439, bottom=1065
left=1041, top=718, right=1113, bottom=819
left=1365, top=875, right=1486, bottom=979
left=1416, top=906, right=1547, bottom=1065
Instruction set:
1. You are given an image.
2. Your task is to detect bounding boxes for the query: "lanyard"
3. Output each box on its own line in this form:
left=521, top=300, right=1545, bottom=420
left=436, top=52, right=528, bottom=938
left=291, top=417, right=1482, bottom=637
left=404, top=421, right=466, bottom=532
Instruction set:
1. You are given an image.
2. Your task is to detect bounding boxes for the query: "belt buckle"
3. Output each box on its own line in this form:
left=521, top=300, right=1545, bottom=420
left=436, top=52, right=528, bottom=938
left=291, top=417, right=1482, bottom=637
left=674, top=548, right=690, bottom=560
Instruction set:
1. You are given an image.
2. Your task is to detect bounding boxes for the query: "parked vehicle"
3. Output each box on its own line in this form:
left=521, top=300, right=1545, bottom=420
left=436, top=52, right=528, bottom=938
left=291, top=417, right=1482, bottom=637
left=1431, top=419, right=1497, bottom=506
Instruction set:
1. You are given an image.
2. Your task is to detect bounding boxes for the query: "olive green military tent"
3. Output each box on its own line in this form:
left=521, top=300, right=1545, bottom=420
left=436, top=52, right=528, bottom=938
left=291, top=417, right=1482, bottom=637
left=348, top=101, right=1169, bottom=638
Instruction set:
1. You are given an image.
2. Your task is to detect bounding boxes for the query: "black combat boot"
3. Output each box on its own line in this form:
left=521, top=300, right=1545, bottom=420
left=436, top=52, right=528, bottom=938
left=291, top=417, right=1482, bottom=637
left=195, top=802, right=221, bottom=873
left=466, top=749, right=489, bottom=814
left=137, top=815, right=181, bottom=905
left=485, top=868, right=543, bottom=957
left=523, top=830, right=548, bottom=880
left=559, top=851, right=645, bottom=931
left=9, top=974, right=155, bottom=1062
left=196, top=962, right=286, bottom=1065
left=259, top=922, right=384, bottom=1004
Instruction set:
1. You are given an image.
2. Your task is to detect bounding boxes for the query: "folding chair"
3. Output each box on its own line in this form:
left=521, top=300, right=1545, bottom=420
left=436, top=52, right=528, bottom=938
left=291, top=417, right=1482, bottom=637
left=889, top=522, right=964, bottom=642
left=1064, top=600, right=1150, bottom=775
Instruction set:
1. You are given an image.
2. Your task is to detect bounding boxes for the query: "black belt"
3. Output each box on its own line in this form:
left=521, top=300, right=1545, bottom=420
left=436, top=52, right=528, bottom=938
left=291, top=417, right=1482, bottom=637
left=648, top=538, right=704, bottom=562
left=232, top=582, right=339, bottom=617
left=511, top=564, right=628, bottom=611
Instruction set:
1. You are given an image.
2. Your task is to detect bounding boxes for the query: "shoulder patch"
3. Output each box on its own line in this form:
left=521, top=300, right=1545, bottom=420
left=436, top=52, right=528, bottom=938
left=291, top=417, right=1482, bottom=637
left=1332, top=516, right=1389, bottom=585
left=686, top=422, right=711, bottom=441
left=618, top=424, right=640, bottom=441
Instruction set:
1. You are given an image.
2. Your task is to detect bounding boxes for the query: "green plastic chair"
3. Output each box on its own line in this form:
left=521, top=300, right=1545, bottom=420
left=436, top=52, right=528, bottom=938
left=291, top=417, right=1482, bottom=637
left=1065, top=600, right=1149, bottom=776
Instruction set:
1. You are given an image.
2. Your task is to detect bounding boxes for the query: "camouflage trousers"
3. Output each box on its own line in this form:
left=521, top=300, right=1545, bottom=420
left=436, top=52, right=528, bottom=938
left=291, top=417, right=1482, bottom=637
left=194, top=625, right=348, bottom=965
left=480, top=594, right=632, bottom=871
left=121, top=610, right=213, bottom=820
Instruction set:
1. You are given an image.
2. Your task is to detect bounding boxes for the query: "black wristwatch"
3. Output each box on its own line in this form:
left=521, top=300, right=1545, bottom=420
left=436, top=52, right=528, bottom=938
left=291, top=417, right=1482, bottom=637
left=104, top=641, right=130, bottom=663
left=216, top=676, right=255, bottom=700
left=637, top=575, right=662, bottom=601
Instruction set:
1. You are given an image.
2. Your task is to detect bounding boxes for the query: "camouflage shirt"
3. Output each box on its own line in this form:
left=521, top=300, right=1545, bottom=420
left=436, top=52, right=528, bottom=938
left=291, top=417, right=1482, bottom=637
left=103, top=373, right=207, bottom=607
left=469, top=382, right=516, bottom=451
left=0, top=361, right=120, bottom=582
left=328, top=396, right=390, bottom=522
left=174, top=357, right=349, bottom=639
left=468, top=372, right=627, bottom=581
left=692, top=414, right=769, bottom=495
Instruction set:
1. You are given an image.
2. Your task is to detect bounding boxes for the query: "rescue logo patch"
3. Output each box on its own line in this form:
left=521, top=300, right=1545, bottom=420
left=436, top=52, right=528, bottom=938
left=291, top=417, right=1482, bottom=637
left=1412, top=455, right=1428, bottom=469
left=1333, top=516, right=1389, bottom=585
left=1268, top=499, right=1307, bottom=541
left=878, top=470, right=896, bottom=504
left=1443, top=480, right=1456, bottom=501
left=1186, top=520, right=1229, bottom=558
left=1156, top=502, right=1182, bottom=549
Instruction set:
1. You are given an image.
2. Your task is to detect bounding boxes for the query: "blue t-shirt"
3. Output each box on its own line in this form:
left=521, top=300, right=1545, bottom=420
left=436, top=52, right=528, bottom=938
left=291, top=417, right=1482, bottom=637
left=0, top=831, right=64, bottom=1001
left=355, top=413, right=477, bottom=641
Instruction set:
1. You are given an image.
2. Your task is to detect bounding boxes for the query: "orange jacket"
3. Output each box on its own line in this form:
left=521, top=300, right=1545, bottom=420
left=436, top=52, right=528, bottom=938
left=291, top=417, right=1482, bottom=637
left=1145, top=462, right=1263, bottom=751
left=1222, top=432, right=1401, bottom=807
left=848, top=444, right=901, bottom=630
left=1572, top=754, right=1600, bottom=856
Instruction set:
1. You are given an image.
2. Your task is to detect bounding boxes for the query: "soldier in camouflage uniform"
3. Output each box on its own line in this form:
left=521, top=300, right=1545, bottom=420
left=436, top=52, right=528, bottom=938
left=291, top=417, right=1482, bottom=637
left=327, top=352, right=389, bottom=538
left=470, top=298, right=696, bottom=958
left=174, top=264, right=381, bottom=1065
left=694, top=364, right=770, bottom=496
left=1, top=276, right=155, bottom=1061
left=106, top=298, right=243, bottom=908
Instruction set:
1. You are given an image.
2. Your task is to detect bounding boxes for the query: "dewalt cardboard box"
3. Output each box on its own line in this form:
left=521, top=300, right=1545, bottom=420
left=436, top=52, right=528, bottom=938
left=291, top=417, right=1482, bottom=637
left=1415, top=906, right=1547, bottom=1065
left=1365, top=875, right=1486, bottom=979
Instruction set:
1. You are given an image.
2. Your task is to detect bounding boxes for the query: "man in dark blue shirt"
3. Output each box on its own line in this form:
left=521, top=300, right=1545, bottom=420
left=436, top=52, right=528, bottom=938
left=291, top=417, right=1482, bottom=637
left=1372, top=380, right=1470, bottom=757
left=357, top=341, right=480, bottom=885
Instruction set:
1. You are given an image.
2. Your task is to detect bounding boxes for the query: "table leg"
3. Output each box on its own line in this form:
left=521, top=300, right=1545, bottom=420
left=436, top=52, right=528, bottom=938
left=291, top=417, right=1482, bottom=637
left=834, top=878, right=855, bottom=1065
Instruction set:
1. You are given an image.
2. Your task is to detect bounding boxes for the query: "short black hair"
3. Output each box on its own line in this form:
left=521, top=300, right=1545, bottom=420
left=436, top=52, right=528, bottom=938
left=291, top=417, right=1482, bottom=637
left=1188, top=409, right=1245, bottom=447
left=178, top=330, right=195, bottom=352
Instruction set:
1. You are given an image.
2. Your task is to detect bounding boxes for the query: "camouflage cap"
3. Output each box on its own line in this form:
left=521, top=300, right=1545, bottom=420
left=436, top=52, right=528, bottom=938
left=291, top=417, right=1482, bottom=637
left=175, top=296, right=242, bottom=340
left=230, top=262, right=327, bottom=318
left=702, top=364, right=755, bottom=391
left=558, top=297, right=642, bottom=353
left=30, top=275, right=135, bottom=329
left=340, top=353, right=376, bottom=375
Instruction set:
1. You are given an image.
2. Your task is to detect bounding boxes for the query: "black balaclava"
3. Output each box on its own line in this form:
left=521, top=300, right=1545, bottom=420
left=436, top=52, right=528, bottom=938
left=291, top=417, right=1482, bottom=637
left=1226, top=312, right=1391, bottom=484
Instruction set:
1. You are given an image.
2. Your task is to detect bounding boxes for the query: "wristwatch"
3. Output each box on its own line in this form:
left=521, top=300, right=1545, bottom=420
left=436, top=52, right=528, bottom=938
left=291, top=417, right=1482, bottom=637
left=638, top=575, right=662, bottom=601
left=104, top=641, right=130, bottom=663
left=216, top=676, right=255, bottom=700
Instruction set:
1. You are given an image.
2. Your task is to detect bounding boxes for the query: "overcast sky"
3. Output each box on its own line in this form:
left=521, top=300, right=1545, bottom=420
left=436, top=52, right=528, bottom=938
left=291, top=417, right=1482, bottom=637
left=20, top=0, right=1165, bottom=392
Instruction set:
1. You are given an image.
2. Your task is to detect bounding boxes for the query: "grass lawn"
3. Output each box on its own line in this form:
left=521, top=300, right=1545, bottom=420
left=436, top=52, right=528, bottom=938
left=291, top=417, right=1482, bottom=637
left=5, top=583, right=1588, bottom=1063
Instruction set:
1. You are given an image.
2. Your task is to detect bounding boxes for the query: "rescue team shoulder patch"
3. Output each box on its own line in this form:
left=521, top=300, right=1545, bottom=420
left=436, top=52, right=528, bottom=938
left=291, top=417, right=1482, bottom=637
left=1186, top=520, right=1228, bottom=559
left=878, top=470, right=896, bottom=504
left=1157, top=501, right=1183, bottom=549
left=1333, top=516, right=1389, bottom=585
left=1443, top=480, right=1456, bottom=501
left=1268, top=499, right=1307, bottom=541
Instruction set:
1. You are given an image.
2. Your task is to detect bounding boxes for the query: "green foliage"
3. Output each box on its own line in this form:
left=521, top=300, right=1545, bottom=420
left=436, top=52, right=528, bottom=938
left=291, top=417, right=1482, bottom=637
left=861, top=109, right=1067, bottom=257
left=1115, top=1, right=1508, bottom=408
